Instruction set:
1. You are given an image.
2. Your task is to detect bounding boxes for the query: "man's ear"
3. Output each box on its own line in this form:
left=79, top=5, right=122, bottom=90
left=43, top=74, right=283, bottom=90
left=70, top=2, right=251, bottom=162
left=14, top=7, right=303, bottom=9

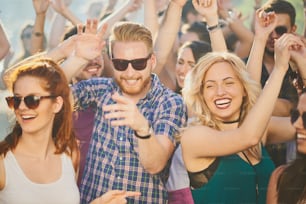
left=291, top=24, right=297, bottom=33
left=53, top=96, right=64, bottom=113
left=150, top=53, right=157, bottom=71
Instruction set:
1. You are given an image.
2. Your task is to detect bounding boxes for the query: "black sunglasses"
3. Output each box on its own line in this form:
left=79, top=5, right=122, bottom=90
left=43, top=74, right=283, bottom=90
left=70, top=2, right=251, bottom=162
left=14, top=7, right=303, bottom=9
left=274, top=26, right=288, bottom=36
left=111, top=54, right=152, bottom=71
left=6, top=95, right=57, bottom=110
left=291, top=109, right=306, bottom=129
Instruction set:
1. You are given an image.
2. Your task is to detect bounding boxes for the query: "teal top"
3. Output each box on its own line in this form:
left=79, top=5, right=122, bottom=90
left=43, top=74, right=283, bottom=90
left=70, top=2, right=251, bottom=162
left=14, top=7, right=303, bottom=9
left=191, top=147, right=275, bottom=204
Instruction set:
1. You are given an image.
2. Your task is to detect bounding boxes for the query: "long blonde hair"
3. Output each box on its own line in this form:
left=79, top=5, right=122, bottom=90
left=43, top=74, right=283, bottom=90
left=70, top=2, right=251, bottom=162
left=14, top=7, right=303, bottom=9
left=182, top=52, right=262, bottom=157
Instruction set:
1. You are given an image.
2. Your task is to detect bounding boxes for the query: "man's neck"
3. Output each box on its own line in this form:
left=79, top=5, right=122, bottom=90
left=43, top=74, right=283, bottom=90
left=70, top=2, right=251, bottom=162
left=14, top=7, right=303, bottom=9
left=263, top=51, right=275, bottom=74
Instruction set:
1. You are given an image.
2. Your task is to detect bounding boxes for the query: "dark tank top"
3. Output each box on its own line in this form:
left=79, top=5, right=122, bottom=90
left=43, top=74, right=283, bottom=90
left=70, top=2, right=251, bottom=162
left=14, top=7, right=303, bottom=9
left=188, top=146, right=275, bottom=204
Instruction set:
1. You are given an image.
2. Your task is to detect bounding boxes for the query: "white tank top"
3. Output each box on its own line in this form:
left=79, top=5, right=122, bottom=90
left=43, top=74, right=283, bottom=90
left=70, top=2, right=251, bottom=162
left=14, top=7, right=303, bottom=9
left=0, top=151, right=80, bottom=204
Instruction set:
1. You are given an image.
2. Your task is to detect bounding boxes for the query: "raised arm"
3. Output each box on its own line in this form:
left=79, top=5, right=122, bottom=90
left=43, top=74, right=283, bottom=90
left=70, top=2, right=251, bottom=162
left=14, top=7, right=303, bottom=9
left=246, top=9, right=276, bottom=82
left=59, top=20, right=107, bottom=82
left=192, top=0, right=227, bottom=52
left=50, top=0, right=82, bottom=26
left=0, top=22, right=10, bottom=61
left=181, top=34, right=301, bottom=159
left=0, top=22, right=11, bottom=89
left=144, top=0, right=159, bottom=41
left=218, top=6, right=254, bottom=58
left=31, top=0, right=49, bottom=54
left=98, top=0, right=143, bottom=39
left=153, top=0, right=187, bottom=75
left=3, top=20, right=105, bottom=88
left=48, top=0, right=82, bottom=49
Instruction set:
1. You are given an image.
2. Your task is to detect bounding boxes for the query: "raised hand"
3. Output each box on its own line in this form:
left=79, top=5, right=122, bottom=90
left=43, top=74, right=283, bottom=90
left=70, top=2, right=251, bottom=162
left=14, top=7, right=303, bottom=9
left=274, top=33, right=304, bottom=73
left=289, top=35, right=306, bottom=88
left=254, top=9, right=276, bottom=40
left=192, top=0, right=218, bottom=23
left=289, top=35, right=306, bottom=65
left=73, top=19, right=107, bottom=62
left=103, top=92, right=150, bottom=134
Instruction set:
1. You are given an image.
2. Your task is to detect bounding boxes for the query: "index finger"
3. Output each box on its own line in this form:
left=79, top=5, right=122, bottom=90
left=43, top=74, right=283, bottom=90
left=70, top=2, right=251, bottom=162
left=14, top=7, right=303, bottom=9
left=98, top=23, right=108, bottom=40
left=124, top=191, right=141, bottom=197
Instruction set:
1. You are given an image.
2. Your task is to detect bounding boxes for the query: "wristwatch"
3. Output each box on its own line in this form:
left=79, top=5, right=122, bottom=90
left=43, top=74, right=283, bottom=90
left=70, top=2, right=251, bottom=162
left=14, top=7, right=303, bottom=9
left=32, top=31, right=43, bottom=37
left=134, top=124, right=153, bottom=139
left=206, top=23, right=221, bottom=32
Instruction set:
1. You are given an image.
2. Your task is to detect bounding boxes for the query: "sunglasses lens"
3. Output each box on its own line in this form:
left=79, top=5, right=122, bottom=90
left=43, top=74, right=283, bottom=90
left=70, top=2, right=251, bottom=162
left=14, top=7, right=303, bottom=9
left=112, top=59, right=128, bottom=71
left=24, top=95, right=40, bottom=109
left=5, top=97, right=17, bottom=109
left=290, top=109, right=306, bottom=129
left=302, top=112, right=306, bottom=129
left=112, top=54, right=151, bottom=71
left=5, top=96, right=41, bottom=110
left=131, top=59, right=148, bottom=70
left=291, top=109, right=300, bottom=124
left=275, top=26, right=287, bottom=35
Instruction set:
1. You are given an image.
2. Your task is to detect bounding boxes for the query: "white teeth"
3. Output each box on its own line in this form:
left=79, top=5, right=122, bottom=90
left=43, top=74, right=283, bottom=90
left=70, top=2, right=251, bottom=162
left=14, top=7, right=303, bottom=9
left=125, top=79, right=138, bottom=85
left=215, top=99, right=231, bottom=105
left=22, top=115, right=35, bottom=119
left=297, top=134, right=306, bottom=139
left=179, top=75, right=185, bottom=80
left=87, top=68, right=98, bottom=73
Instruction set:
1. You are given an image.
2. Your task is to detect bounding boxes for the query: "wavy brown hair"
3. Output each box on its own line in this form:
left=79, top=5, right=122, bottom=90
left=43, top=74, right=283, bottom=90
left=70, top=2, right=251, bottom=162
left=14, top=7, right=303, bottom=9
left=277, top=154, right=306, bottom=203
left=277, top=90, right=306, bottom=203
left=0, top=58, right=78, bottom=157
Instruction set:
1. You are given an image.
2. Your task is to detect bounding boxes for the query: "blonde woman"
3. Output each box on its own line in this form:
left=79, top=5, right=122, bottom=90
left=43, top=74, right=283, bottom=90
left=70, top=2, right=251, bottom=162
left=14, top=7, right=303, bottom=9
left=180, top=39, right=299, bottom=203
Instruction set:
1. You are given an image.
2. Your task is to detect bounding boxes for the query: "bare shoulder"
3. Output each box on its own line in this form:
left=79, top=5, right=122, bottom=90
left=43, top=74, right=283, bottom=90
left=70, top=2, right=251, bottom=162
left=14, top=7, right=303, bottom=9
left=266, top=165, right=287, bottom=204
left=271, top=165, right=287, bottom=179
left=269, top=165, right=287, bottom=186
left=0, top=154, right=6, bottom=190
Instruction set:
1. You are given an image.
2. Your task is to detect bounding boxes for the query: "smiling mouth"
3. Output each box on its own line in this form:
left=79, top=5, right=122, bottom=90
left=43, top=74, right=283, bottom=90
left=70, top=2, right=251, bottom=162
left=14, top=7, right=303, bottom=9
left=21, top=114, right=36, bottom=120
left=123, top=78, right=139, bottom=86
left=85, top=64, right=101, bottom=73
left=297, top=133, right=306, bottom=140
left=215, top=99, right=231, bottom=108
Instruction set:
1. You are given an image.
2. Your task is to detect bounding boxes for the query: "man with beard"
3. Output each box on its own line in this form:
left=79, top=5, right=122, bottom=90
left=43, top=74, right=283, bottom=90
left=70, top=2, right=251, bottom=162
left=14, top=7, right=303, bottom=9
left=55, top=19, right=187, bottom=203
left=260, top=0, right=299, bottom=117
left=249, top=0, right=300, bottom=167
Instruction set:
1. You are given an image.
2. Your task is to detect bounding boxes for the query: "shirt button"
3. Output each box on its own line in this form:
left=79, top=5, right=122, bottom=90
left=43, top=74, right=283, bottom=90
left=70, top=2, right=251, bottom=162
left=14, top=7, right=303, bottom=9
left=119, top=137, right=123, bottom=141
left=117, top=176, right=121, bottom=179
left=119, top=157, right=123, bottom=160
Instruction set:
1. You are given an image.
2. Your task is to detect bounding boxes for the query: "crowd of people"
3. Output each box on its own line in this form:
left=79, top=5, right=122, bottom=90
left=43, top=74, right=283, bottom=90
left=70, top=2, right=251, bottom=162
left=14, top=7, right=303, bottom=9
left=0, top=0, right=306, bottom=203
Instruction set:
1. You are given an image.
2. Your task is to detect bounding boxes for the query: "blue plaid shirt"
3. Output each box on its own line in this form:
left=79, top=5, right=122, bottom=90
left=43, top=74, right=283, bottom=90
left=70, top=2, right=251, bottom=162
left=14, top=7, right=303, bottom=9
left=72, top=74, right=187, bottom=204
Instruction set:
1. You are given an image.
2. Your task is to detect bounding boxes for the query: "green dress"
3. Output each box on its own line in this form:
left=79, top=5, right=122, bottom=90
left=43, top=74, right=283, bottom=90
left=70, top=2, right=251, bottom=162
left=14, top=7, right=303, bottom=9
left=191, top=147, right=275, bottom=204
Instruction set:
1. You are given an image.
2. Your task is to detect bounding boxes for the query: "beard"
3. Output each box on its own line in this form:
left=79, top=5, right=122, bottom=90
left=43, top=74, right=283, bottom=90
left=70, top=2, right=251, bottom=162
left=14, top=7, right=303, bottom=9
left=264, top=46, right=274, bottom=57
left=115, top=75, right=151, bottom=96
